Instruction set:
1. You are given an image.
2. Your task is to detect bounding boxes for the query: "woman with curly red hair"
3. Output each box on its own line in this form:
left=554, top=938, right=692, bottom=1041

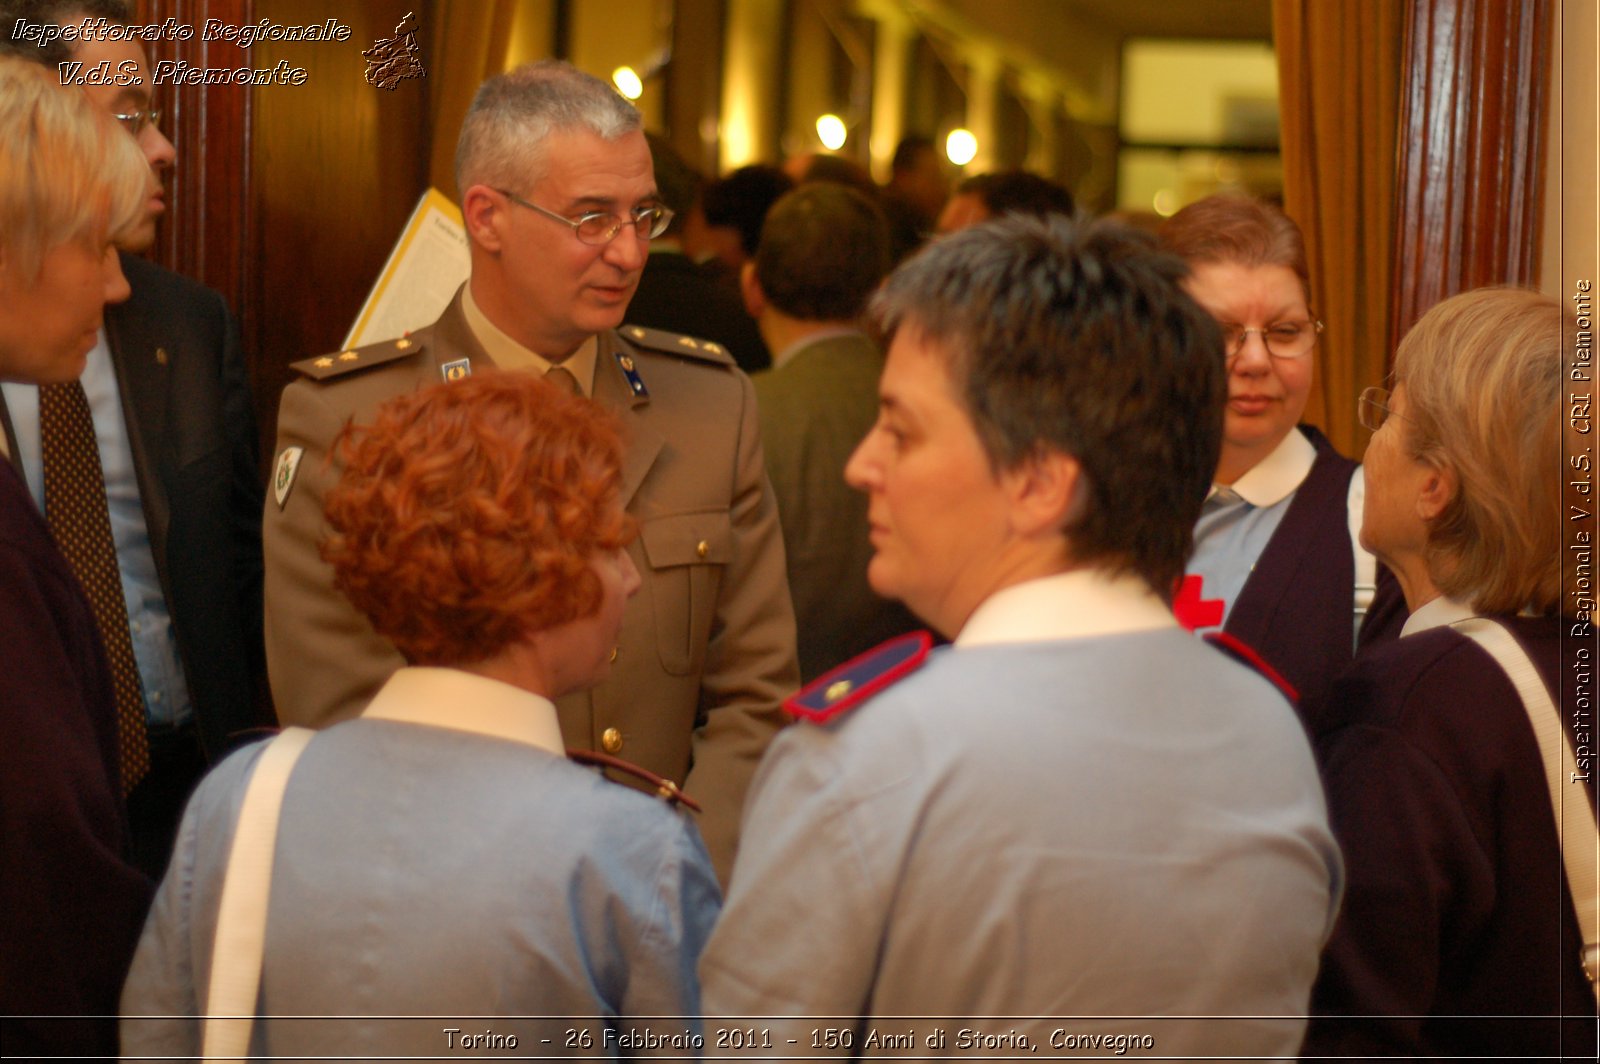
left=122, top=372, right=720, bottom=1056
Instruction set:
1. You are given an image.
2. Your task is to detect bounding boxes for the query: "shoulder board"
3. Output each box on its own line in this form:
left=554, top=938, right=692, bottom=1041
left=289, top=334, right=425, bottom=382
left=566, top=749, right=702, bottom=812
left=786, top=631, right=934, bottom=724
left=618, top=324, right=734, bottom=366
left=1202, top=631, right=1299, bottom=705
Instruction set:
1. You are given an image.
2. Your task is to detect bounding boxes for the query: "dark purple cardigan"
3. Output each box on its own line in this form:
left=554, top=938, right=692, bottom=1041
left=1301, top=615, right=1596, bottom=1060
left=1221, top=425, right=1405, bottom=712
left=0, top=461, right=153, bottom=1057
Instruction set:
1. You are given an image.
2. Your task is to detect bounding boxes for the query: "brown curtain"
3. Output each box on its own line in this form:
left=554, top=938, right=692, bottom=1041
left=426, top=0, right=519, bottom=193
left=1273, top=0, right=1407, bottom=459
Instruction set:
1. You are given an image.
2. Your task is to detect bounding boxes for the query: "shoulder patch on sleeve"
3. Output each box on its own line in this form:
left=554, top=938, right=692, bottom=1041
left=786, top=631, right=935, bottom=724
left=272, top=446, right=304, bottom=509
left=566, top=749, right=703, bottom=813
left=290, top=334, right=426, bottom=381
left=1202, top=631, right=1299, bottom=705
left=618, top=324, right=735, bottom=366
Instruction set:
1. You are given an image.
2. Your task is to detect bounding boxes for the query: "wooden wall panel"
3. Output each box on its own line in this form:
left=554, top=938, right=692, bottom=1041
left=1389, top=0, right=1550, bottom=351
left=132, top=0, right=428, bottom=468
left=135, top=0, right=253, bottom=318
left=248, top=0, right=430, bottom=460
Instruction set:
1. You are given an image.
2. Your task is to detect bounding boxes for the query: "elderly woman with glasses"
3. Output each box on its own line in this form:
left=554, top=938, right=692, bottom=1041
left=122, top=372, right=720, bottom=1058
left=1159, top=195, right=1401, bottom=709
left=0, top=56, right=155, bottom=1059
left=1299, top=288, right=1593, bottom=1058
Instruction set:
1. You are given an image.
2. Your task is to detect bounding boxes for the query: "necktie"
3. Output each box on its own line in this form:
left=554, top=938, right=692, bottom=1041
left=39, top=380, right=150, bottom=794
left=544, top=364, right=582, bottom=397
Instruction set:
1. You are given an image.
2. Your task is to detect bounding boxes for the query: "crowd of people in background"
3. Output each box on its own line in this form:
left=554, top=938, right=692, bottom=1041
left=0, top=1, right=1591, bottom=1060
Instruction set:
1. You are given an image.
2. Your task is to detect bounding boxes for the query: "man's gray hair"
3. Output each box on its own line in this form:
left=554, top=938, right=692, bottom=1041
left=455, top=60, right=641, bottom=196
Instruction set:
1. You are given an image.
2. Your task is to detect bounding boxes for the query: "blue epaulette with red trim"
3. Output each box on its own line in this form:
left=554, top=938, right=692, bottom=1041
left=1203, top=631, right=1299, bottom=705
left=785, top=631, right=935, bottom=724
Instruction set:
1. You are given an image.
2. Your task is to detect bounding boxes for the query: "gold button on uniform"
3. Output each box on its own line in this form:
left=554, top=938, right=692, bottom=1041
left=609, top=647, right=618, bottom=663
left=601, top=727, right=624, bottom=754
left=696, top=540, right=709, bottom=559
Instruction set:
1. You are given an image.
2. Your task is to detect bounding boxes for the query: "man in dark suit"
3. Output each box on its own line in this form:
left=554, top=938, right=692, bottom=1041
left=0, top=0, right=267, bottom=878
left=744, top=183, right=919, bottom=682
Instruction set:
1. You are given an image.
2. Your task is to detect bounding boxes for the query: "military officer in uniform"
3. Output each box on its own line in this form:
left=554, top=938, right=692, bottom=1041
left=264, top=60, right=798, bottom=881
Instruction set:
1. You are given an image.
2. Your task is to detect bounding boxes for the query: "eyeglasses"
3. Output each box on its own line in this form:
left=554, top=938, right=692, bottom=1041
left=1358, top=386, right=1409, bottom=432
left=112, top=107, right=163, bottom=136
left=1220, top=319, right=1324, bottom=362
left=495, top=189, right=673, bottom=246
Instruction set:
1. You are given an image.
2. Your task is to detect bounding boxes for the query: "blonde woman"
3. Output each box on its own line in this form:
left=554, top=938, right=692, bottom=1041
left=1301, top=289, right=1592, bottom=1057
left=0, top=55, right=155, bottom=1058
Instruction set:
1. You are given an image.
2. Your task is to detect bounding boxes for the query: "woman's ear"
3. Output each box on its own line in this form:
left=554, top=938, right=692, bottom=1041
left=1415, top=458, right=1458, bottom=523
left=1007, top=447, right=1086, bottom=538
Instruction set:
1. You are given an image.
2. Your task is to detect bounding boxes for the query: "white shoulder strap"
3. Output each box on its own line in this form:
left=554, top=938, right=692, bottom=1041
left=1348, top=466, right=1377, bottom=648
left=201, top=726, right=315, bottom=1062
left=1452, top=617, right=1599, bottom=996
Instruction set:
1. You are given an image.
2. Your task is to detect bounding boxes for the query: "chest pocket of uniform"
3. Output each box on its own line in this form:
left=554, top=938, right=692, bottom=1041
left=639, top=511, right=732, bottom=676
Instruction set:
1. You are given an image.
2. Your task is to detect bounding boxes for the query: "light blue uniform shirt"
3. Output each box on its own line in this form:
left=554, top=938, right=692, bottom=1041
left=701, top=571, right=1342, bottom=1056
left=1, top=333, right=191, bottom=728
left=1185, top=428, right=1319, bottom=635
left=122, top=668, right=719, bottom=1058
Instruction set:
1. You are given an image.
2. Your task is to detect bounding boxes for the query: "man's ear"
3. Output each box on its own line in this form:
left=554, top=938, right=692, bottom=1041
left=1007, top=448, right=1085, bottom=538
left=739, top=260, right=766, bottom=319
left=1416, top=458, right=1458, bottom=523
left=461, top=185, right=506, bottom=253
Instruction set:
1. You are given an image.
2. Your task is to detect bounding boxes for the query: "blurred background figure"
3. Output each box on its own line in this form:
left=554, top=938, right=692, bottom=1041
left=682, top=163, right=794, bottom=287
left=744, top=183, right=919, bottom=683
left=783, top=150, right=878, bottom=196
left=0, top=54, right=156, bottom=1060
left=936, top=168, right=1075, bottom=233
left=1301, top=289, right=1593, bottom=1059
left=626, top=133, right=771, bottom=372
left=123, top=373, right=720, bottom=1057
left=879, top=134, right=949, bottom=263
left=1159, top=194, right=1399, bottom=712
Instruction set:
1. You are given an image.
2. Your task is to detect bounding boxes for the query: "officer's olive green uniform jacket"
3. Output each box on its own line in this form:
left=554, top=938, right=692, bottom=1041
left=264, top=290, right=799, bottom=880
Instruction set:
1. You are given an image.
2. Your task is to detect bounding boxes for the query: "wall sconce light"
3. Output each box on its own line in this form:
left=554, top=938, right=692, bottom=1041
left=613, top=47, right=671, bottom=102
left=816, top=113, right=848, bottom=151
left=613, top=66, right=644, bottom=100
left=945, top=128, right=978, bottom=166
